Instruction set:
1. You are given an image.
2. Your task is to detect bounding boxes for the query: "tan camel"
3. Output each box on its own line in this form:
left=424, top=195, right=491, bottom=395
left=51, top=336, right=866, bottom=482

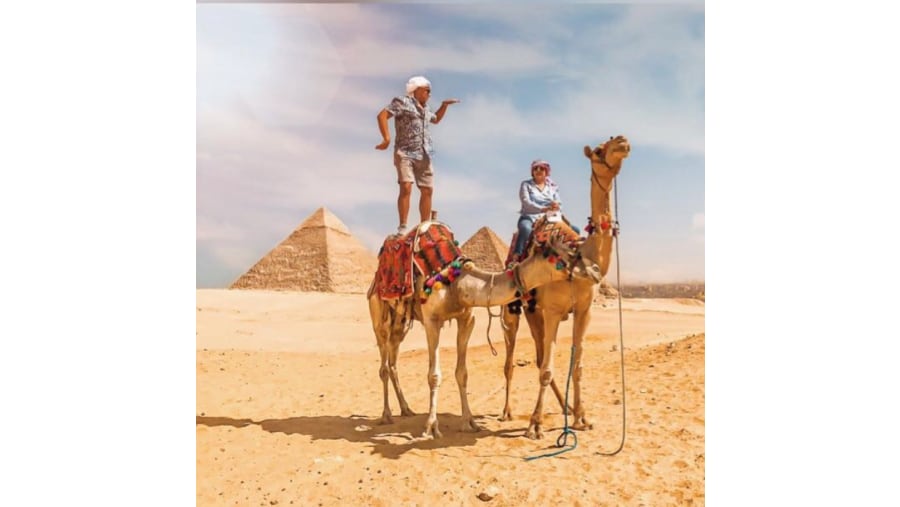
left=500, top=135, right=631, bottom=438
left=368, top=223, right=601, bottom=439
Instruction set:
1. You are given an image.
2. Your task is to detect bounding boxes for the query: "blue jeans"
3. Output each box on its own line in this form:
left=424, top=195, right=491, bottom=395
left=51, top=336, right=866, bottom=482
left=514, top=216, right=534, bottom=256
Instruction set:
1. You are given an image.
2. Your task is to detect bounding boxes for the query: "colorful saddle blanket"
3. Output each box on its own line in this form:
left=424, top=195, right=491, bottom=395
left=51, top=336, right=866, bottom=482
left=373, top=222, right=463, bottom=300
left=531, top=215, right=582, bottom=252
left=374, top=233, right=415, bottom=300
left=505, top=215, right=582, bottom=267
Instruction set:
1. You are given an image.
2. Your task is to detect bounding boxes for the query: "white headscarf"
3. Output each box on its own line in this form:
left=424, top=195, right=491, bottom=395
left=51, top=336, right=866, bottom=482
left=405, top=75, right=431, bottom=96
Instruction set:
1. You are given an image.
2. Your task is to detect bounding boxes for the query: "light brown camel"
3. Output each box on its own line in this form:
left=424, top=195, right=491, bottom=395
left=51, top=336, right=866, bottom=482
left=499, top=135, right=631, bottom=439
left=368, top=223, right=601, bottom=439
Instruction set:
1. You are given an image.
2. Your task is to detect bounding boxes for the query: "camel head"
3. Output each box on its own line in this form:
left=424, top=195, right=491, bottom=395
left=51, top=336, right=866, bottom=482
left=542, top=235, right=603, bottom=284
left=583, top=135, right=631, bottom=179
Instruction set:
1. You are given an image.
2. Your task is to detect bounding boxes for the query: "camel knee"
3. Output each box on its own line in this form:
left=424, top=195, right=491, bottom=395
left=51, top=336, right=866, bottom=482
left=379, top=366, right=389, bottom=382
left=540, top=369, right=553, bottom=386
left=455, top=368, right=468, bottom=387
left=428, top=373, right=441, bottom=389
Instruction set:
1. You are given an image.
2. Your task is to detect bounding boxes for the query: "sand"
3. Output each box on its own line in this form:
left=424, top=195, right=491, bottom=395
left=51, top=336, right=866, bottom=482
left=197, top=289, right=705, bottom=506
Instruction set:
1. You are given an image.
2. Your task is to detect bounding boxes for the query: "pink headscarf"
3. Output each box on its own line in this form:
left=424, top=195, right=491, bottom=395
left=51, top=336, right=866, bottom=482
left=531, top=159, right=551, bottom=176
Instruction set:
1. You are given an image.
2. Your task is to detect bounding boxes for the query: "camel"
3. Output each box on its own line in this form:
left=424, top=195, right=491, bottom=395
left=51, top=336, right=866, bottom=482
left=499, top=135, right=631, bottom=439
left=367, top=222, right=602, bottom=439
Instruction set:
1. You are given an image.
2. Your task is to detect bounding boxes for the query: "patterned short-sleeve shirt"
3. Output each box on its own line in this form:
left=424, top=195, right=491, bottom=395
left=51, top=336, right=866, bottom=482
left=386, top=95, right=435, bottom=160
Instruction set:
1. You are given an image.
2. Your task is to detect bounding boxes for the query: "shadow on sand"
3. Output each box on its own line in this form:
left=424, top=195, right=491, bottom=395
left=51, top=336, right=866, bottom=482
left=196, top=412, right=523, bottom=459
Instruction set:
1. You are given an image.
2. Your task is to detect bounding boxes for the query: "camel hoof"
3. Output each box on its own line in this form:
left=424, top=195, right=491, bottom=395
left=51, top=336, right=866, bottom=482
left=499, top=409, right=513, bottom=422
left=572, top=416, right=594, bottom=430
left=423, top=421, right=443, bottom=439
left=525, top=424, right=544, bottom=440
left=460, top=419, right=482, bottom=433
left=378, top=414, right=394, bottom=425
left=400, top=407, right=416, bottom=417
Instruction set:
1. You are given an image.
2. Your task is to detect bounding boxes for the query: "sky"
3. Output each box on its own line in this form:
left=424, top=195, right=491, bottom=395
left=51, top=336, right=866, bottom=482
left=196, top=2, right=705, bottom=288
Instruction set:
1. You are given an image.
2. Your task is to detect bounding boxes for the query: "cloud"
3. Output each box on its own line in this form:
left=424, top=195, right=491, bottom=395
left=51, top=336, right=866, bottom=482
left=196, top=4, right=705, bottom=285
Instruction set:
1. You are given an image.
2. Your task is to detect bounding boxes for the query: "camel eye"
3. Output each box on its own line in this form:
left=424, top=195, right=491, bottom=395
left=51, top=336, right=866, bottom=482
left=593, top=148, right=603, bottom=157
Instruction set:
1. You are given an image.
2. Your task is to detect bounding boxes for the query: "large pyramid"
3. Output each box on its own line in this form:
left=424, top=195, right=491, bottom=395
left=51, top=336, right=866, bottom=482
left=229, top=207, right=377, bottom=293
left=460, top=226, right=512, bottom=272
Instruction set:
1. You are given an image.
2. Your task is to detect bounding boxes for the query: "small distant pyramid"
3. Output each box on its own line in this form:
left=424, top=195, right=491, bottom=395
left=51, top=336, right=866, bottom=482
left=460, top=226, right=512, bottom=272
left=230, top=207, right=377, bottom=293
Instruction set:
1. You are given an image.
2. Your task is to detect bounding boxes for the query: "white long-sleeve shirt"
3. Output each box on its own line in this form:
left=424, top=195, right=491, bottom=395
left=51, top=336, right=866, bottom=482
left=518, top=177, right=561, bottom=221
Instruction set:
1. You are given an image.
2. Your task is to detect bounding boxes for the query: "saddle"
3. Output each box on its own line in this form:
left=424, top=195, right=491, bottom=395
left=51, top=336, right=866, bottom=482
left=504, top=214, right=583, bottom=315
left=504, top=214, right=582, bottom=267
left=372, top=222, right=463, bottom=300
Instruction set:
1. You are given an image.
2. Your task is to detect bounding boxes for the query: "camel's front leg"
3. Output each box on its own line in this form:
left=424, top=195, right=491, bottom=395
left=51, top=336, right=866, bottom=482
left=377, top=341, right=394, bottom=425
left=570, top=306, right=594, bottom=430
left=388, top=339, right=415, bottom=417
left=525, top=308, right=572, bottom=417
left=527, top=311, right=564, bottom=439
left=455, top=310, right=480, bottom=432
left=500, top=306, right=520, bottom=421
left=422, top=319, right=443, bottom=438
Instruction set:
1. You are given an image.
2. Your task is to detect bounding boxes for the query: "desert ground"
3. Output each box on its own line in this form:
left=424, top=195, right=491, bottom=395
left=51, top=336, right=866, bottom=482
left=197, top=289, right=705, bottom=506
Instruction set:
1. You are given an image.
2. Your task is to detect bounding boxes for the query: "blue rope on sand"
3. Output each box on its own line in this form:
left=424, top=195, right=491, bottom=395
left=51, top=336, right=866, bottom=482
left=524, top=344, right=578, bottom=461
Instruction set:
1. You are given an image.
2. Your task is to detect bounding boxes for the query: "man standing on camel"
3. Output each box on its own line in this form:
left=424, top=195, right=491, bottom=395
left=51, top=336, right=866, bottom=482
left=376, top=75, right=460, bottom=235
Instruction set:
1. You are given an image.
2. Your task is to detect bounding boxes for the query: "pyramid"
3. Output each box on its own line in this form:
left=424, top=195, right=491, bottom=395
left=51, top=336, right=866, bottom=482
left=229, top=207, right=377, bottom=293
left=460, top=226, right=512, bottom=272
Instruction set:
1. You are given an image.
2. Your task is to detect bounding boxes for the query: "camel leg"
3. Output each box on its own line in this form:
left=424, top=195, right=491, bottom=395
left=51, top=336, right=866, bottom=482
left=570, top=304, right=594, bottom=430
left=527, top=310, right=564, bottom=439
left=525, top=308, right=572, bottom=416
left=422, top=319, right=443, bottom=439
left=369, top=295, right=395, bottom=425
left=387, top=339, right=415, bottom=417
left=377, top=341, right=394, bottom=425
left=455, top=310, right=480, bottom=432
left=500, top=306, right=520, bottom=421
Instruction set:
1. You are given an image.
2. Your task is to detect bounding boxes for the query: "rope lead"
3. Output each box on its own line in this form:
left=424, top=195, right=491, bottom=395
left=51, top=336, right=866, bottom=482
left=524, top=345, right=578, bottom=461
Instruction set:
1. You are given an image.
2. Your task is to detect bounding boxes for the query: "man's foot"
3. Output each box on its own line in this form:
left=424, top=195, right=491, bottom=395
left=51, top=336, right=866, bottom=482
left=397, top=224, right=408, bottom=235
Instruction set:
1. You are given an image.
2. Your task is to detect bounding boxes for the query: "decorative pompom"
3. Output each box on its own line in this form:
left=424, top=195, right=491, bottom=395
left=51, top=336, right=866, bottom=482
left=425, top=278, right=435, bottom=288
left=453, top=268, right=462, bottom=277
left=420, top=298, right=428, bottom=305
left=434, top=274, right=443, bottom=282
left=433, top=281, right=444, bottom=291
left=424, top=288, right=432, bottom=295
left=505, top=270, right=514, bottom=278
left=453, top=240, right=459, bottom=246
left=556, top=261, right=565, bottom=270
left=600, top=221, right=610, bottom=231
left=547, top=255, right=557, bottom=264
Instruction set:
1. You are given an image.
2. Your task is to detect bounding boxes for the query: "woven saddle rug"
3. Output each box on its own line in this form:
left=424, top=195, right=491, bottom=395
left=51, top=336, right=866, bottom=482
left=373, top=222, right=463, bottom=300
left=505, top=214, right=582, bottom=267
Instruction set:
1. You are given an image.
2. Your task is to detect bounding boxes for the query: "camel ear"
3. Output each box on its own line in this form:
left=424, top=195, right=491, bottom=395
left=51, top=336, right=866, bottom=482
left=583, top=145, right=593, bottom=158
